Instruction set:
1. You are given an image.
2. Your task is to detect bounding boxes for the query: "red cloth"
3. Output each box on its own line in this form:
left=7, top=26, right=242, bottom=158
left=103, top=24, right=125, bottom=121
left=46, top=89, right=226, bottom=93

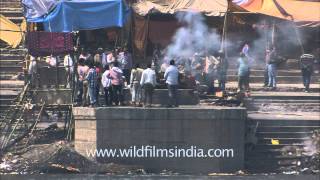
left=26, top=31, right=73, bottom=57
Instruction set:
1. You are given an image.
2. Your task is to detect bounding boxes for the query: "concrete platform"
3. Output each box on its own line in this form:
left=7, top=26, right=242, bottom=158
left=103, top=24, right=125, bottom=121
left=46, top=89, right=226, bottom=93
left=122, top=89, right=199, bottom=105
left=73, top=106, right=247, bottom=174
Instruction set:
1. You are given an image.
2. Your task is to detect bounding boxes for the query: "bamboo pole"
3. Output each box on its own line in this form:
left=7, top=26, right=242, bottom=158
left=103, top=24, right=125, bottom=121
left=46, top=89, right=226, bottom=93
left=271, top=21, right=275, bottom=46
left=221, top=11, right=228, bottom=57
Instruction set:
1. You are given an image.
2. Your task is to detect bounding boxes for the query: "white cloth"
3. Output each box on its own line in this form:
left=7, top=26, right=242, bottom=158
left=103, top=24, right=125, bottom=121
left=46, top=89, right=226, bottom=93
left=46, top=56, right=58, bottom=67
left=101, top=70, right=112, bottom=88
left=64, top=55, right=74, bottom=73
left=164, top=65, right=179, bottom=85
left=28, top=59, right=37, bottom=74
left=140, top=68, right=156, bottom=86
left=101, top=53, right=107, bottom=67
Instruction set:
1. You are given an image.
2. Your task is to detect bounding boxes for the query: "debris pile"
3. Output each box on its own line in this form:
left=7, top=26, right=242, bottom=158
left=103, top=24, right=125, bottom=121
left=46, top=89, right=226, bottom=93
left=301, top=129, right=320, bottom=174
left=200, top=91, right=248, bottom=107
left=0, top=124, right=143, bottom=175
left=0, top=142, right=142, bottom=174
left=280, top=129, right=320, bottom=174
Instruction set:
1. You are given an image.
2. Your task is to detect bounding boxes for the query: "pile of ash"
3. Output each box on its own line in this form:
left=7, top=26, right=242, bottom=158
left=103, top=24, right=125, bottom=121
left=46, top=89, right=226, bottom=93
left=0, top=124, right=143, bottom=175
left=280, top=129, right=320, bottom=174
left=200, top=91, right=248, bottom=107
left=0, top=142, right=143, bottom=174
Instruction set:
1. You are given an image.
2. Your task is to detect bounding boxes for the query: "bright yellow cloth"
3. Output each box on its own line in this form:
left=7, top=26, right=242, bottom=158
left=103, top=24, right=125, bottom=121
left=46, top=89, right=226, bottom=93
left=0, top=14, right=24, bottom=48
left=271, top=138, right=280, bottom=145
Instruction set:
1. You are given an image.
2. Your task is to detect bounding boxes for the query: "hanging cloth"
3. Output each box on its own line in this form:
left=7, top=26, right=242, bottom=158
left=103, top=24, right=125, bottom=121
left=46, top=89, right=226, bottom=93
left=26, top=31, right=74, bottom=56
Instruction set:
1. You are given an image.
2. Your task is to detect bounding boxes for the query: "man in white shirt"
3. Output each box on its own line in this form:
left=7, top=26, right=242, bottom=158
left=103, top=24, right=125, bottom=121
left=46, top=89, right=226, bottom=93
left=64, top=54, right=74, bottom=88
left=164, top=59, right=179, bottom=107
left=101, top=65, right=113, bottom=106
left=130, top=63, right=144, bottom=106
left=140, top=64, right=157, bottom=107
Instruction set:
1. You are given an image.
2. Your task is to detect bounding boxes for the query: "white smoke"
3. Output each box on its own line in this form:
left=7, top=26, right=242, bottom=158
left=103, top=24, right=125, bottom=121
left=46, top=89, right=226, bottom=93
left=164, top=12, right=221, bottom=63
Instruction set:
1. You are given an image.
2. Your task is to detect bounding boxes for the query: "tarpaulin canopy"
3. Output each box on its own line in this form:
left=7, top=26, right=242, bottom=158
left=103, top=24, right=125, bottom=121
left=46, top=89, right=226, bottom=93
left=22, top=0, right=58, bottom=22
left=133, top=0, right=228, bottom=16
left=232, top=0, right=320, bottom=27
left=0, top=15, right=26, bottom=48
left=28, top=0, right=130, bottom=32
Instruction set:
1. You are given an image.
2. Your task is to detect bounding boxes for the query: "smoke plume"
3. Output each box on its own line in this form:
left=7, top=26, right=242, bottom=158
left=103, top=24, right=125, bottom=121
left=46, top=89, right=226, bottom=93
left=164, top=12, right=221, bottom=63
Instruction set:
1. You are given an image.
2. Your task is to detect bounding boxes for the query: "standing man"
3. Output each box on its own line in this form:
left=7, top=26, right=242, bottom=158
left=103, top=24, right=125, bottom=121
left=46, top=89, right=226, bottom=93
left=64, top=53, right=74, bottom=88
left=130, top=64, right=143, bottom=106
left=204, top=53, right=216, bottom=94
left=140, top=64, right=157, bottom=107
left=266, top=46, right=277, bottom=90
left=86, top=61, right=98, bottom=107
left=101, top=65, right=113, bottom=106
left=191, top=53, right=203, bottom=83
left=121, top=48, right=133, bottom=85
left=28, top=56, right=37, bottom=88
left=237, top=52, right=250, bottom=91
left=108, top=62, right=124, bottom=106
left=164, top=60, right=179, bottom=108
left=300, top=53, right=315, bottom=92
left=77, top=58, right=89, bottom=106
left=263, top=47, right=270, bottom=87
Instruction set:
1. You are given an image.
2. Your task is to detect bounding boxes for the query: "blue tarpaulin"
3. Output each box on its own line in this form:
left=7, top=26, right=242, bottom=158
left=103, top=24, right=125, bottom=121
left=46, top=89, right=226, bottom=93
left=28, top=0, right=130, bottom=32
left=22, top=0, right=58, bottom=21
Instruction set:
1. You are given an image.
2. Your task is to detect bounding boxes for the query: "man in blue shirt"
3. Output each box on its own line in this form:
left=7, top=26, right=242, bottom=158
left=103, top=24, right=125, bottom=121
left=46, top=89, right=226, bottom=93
left=237, top=52, right=250, bottom=91
left=164, top=60, right=179, bottom=107
left=86, top=61, right=98, bottom=107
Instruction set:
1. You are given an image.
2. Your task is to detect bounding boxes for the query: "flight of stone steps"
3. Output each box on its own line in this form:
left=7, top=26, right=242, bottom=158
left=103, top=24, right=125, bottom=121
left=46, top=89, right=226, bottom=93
left=244, top=92, right=320, bottom=173
left=0, top=0, right=26, bottom=121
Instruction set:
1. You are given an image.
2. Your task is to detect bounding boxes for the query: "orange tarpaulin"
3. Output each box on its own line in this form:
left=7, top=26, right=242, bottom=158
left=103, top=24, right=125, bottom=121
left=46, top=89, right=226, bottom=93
left=232, top=0, right=320, bottom=24
left=0, top=14, right=26, bottom=48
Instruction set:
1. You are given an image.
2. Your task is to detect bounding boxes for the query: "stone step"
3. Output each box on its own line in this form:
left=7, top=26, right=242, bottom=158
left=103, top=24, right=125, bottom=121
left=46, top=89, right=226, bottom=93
left=256, top=125, right=320, bottom=133
left=0, top=54, right=25, bottom=60
left=0, top=10, right=23, bottom=17
left=256, top=132, right=314, bottom=139
left=0, top=0, right=21, bottom=2
left=257, top=137, right=310, bottom=144
left=0, top=91, right=17, bottom=99
left=0, top=80, right=24, bottom=88
left=248, top=92, right=320, bottom=100
left=245, top=158, right=304, bottom=173
left=0, top=2, right=21, bottom=8
left=247, top=103, right=320, bottom=113
left=246, top=148, right=304, bottom=157
left=248, top=119, right=320, bottom=127
left=0, top=98, right=15, bottom=105
left=0, top=60, right=23, bottom=66
left=0, top=48, right=26, bottom=54
left=253, top=144, right=305, bottom=151
left=225, top=82, right=320, bottom=92
left=227, top=69, right=317, bottom=76
left=246, top=154, right=308, bottom=161
left=0, top=65, right=23, bottom=72
left=0, top=73, right=23, bottom=80
left=251, top=99, right=320, bottom=103
left=226, top=75, right=320, bottom=84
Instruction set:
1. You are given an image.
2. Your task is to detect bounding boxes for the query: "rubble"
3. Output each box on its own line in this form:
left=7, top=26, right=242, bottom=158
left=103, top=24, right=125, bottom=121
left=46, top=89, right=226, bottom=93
left=280, top=129, right=320, bottom=175
left=0, top=125, right=142, bottom=175
left=200, top=91, right=248, bottom=107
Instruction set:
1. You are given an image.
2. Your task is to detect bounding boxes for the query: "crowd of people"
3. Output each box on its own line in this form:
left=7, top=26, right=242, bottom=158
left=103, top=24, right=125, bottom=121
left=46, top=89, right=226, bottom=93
left=74, top=47, right=180, bottom=108
left=26, top=44, right=318, bottom=108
